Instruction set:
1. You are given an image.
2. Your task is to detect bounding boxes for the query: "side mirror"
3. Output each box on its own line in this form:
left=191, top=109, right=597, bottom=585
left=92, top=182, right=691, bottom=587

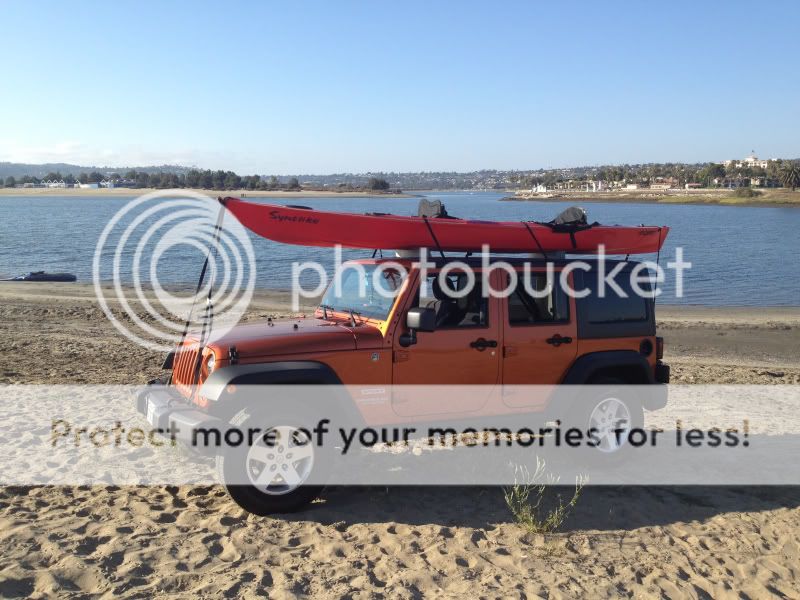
left=399, top=307, right=436, bottom=347
left=407, top=307, right=436, bottom=332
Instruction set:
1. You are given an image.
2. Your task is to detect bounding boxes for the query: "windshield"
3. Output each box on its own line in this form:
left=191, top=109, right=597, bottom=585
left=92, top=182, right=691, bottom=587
left=319, top=264, right=407, bottom=321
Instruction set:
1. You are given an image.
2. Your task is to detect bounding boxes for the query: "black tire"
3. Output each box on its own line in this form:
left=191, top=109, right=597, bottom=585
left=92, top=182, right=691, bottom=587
left=565, top=376, right=644, bottom=465
left=217, top=405, right=331, bottom=515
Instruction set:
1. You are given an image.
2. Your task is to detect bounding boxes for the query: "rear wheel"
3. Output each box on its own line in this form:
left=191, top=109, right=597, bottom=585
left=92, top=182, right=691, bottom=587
left=217, top=406, right=329, bottom=515
left=567, top=377, right=644, bottom=464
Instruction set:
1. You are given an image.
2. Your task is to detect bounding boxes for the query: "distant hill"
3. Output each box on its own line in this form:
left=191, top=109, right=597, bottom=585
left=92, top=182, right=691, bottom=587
left=0, top=162, right=193, bottom=178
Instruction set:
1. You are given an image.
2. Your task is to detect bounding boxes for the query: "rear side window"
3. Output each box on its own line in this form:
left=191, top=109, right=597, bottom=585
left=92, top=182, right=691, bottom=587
left=585, top=286, right=648, bottom=324
left=578, top=266, right=650, bottom=323
left=575, top=265, right=655, bottom=339
left=507, top=272, right=569, bottom=325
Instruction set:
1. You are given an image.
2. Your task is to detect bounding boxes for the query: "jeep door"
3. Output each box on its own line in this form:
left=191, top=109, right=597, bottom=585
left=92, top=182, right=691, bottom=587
left=501, top=269, right=577, bottom=408
left=391, top=269, right=500, bottom=417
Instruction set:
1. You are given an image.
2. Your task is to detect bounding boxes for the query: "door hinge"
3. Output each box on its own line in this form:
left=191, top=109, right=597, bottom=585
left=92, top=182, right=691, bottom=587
left=503, top=346, right=518, bottom=358
left=394, top=350, right=410, bottom=363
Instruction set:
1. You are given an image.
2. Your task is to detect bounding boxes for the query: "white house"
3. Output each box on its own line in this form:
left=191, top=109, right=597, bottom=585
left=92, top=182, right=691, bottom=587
left=724, top=154, right=772, bottom=170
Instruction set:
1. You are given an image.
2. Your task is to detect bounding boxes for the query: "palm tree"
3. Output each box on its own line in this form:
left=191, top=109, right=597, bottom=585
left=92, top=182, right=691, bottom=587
left=780, top=164, right=800, bottom=191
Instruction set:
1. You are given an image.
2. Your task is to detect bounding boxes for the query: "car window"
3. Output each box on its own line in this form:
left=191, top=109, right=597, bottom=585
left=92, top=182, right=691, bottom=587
left=507, top=272, right=569, bottom=325
left=320, top=265, right=407, bottom=320
left=417, top=272, right=488, bottom=328
left=581, top=268, right=649, bottom=324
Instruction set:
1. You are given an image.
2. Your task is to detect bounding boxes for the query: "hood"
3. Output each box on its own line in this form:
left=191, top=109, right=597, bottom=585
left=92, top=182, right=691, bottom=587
left=203, top=317, right=384, bottom=360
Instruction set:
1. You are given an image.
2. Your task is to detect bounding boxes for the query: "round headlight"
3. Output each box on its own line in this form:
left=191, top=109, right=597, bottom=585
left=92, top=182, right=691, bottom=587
left=206, top=353, right=216, bottom=373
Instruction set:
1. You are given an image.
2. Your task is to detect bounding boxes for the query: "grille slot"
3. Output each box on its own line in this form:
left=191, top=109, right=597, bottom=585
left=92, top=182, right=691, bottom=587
left=172, top=345, right=200, bottom=395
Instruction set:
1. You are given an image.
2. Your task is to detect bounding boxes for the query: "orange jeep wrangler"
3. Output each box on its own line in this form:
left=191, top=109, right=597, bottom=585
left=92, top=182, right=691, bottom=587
left=138, top=256, right=669, bottom=514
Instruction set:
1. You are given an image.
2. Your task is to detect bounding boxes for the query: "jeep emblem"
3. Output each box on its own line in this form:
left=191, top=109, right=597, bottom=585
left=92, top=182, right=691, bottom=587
left=371, top=352, right=379, bottom=362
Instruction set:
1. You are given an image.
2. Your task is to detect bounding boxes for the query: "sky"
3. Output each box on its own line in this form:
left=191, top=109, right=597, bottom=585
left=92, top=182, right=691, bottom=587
left=1, top=0, right=798, bottom=174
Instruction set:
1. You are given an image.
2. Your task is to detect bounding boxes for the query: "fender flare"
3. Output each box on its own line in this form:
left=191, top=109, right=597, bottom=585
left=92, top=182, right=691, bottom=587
left=199, top=361, right=363, bottom=424
left=201, top=361, right=343, bottom=397
left=547, top=351, right=666, bottom=416
left=561, top=350, right=655, bottom=385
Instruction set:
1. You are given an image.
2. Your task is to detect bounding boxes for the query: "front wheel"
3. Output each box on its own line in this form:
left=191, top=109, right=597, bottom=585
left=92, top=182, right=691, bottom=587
left=217, top=407, right=329, bottom=515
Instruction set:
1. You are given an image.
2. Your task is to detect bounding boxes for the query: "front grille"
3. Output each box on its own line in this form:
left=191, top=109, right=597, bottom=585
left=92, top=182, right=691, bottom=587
left=172, top=344, right=200, bottom=396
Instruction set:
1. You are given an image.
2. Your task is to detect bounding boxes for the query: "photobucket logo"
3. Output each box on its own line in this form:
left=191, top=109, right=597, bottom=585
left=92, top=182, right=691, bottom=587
left=92, top=190, right=256, bottom=351
left=291, top=245, right=692, bottom=310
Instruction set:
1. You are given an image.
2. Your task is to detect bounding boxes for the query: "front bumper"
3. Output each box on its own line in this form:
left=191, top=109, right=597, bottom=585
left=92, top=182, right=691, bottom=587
left=136, top=384, right=223, bottom=456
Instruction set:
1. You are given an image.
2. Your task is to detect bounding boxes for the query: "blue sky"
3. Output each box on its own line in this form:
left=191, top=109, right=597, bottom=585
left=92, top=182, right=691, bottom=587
left=1, top=1, right=798, bottom=174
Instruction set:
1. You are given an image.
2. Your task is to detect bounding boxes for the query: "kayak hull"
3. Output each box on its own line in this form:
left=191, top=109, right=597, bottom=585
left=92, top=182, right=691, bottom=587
left=222, top=197, right=668, bottom=255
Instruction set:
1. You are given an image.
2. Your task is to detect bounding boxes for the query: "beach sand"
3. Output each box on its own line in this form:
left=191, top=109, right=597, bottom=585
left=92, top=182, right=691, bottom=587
left=0, top=283, right=798, bottom=597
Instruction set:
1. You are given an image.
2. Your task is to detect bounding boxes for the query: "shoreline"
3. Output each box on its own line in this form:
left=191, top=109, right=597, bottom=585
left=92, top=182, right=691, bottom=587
left=5, top=185, right=798, bottom=207
left=502, top=189, right=800, bottom=207
left=0, top=187, right=416, bottom=198
left=2, top=282, right=799, bottom=315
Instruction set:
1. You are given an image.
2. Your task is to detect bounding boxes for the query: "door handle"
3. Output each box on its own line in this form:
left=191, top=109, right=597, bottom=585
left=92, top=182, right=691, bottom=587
left=470, top=338, right=498, bottom=351
left=545, top=334, right=572, bottom=347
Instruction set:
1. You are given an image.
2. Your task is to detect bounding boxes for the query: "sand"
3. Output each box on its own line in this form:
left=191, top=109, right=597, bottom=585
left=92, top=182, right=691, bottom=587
left=0, top=283, right=798, bottom=597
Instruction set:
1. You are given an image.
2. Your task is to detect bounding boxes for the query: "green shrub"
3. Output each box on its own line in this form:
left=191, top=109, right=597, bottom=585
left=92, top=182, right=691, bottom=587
left=733, top=187, right=762, bottom=198
left=503, top=458, right=585, bottom=534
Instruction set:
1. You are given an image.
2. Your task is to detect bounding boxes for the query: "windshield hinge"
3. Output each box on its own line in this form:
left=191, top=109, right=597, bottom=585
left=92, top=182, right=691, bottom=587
left=228, top=346, right=239, bottom=365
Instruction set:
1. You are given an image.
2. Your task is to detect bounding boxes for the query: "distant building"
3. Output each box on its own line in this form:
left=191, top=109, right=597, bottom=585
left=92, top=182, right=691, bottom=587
left=583, top=180, right=605, bottom=192
left=650, top=183, right=673, bottom=191
left=625, top=183, right=642, bottom=190
left=79, top=183, right=100, bottom=189
left=685, top=183, right=703, bottom=189
left=723, top=153, right=773, bottom=170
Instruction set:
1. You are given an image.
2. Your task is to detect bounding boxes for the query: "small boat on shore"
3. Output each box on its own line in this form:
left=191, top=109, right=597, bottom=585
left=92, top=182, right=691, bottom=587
left=2, top=271, right=77, bottom=282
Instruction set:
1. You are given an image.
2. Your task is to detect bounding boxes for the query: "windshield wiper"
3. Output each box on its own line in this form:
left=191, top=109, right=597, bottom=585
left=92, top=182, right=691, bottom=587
left=343, top=308, right=364, bottom=327
left=318, top=303, right=335, bottom=320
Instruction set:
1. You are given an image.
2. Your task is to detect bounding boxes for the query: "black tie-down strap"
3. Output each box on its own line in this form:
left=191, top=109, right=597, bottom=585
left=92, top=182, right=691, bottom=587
left=522, top=222, right=548, bottom=260
left=534, top=221, right=599, bottom=250
left=422, top=215, right=446, bottom=259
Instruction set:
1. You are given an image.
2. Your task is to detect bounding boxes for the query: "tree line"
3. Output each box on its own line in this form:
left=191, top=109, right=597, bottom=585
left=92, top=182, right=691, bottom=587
left=515, top=159, right=800, bottom=190
left=2, top=163, right=797, bottom=192
left=0, top=169, right=394, bottom=192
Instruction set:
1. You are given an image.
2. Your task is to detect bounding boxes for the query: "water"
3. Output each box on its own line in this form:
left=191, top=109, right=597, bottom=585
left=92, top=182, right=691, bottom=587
left=1, top=191, right=798, bottom=306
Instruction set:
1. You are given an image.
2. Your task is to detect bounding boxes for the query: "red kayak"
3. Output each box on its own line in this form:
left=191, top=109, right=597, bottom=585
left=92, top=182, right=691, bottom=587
left=221, top=197, right=668, bottom=255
